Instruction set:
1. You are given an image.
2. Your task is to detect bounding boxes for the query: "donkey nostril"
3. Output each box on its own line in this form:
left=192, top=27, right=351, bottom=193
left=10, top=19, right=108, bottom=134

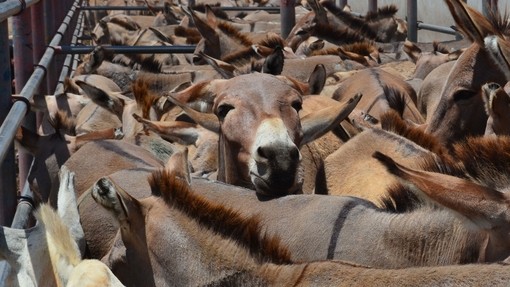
left=257, top=146, right=268, bottom=159
left=290, top=147, right=300, bottom=161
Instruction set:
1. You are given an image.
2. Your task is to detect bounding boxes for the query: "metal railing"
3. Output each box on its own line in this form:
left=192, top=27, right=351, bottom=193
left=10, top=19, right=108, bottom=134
left=0, top=0, right=81, bottom=228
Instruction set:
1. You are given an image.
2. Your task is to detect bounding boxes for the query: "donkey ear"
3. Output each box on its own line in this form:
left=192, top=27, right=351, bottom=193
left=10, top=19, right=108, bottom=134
left=133, top=113, right=201, bottom=145
left=57, top=165, right=85, bottom=255
left=198, top=51, right=237, bottom=79
left=262, top=46, right=285, bottom=76
left=301, top=93, right=361, bottom=145
left=167, top=95, right=220, bottom=133
left=75, top=80, right=126, bottom=119
left=374, top=151, right=510, bottom=229
left=308, top=64, right=326, bottom=95
left=165, top=147, right=192, bottom=185
left=91, top=177, right=141, bottom=228
left=445, top=0, right=497, bottom=44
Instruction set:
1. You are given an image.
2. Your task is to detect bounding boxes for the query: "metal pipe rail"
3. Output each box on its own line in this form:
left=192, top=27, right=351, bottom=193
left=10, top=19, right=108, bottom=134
left=55, top=44, right=197, bottom=54
left=417, top=22, right=457, bottom=36
left=0, top=0, right=82, bottom=167
left=79, top=5, right=281, bottom=13
left=55, top=9, right=85, bottom=94
left=0, top=0, right=40, bottom=22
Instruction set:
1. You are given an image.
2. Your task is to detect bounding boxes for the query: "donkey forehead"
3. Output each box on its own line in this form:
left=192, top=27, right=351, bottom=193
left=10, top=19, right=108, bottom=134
left=212, top=74, right=303, bottom=106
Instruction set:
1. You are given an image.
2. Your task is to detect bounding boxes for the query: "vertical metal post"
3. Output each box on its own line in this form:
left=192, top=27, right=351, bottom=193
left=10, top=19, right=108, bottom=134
left=0, top=21, right=17, bottom=226
left=368, top=0, right=377, bottom=12
left=12, top=7, right=35, bottom=197
left=407, top=0, right=418, bottom=42
left=280, top=0, right=295, bottom=39
left=31, top=0, right=47, bottom=132
left=44, top=0, right=58, bottom=94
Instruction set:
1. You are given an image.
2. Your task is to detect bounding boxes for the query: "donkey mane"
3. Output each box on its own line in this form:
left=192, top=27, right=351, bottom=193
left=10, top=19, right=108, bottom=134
left=129, top=53, right=163, bottom=73
left=453, top=136, right=510, bottom=189
left=379, top=183, right=424, bottom=213
left=342, top=41, right=380, bottom=55
left=321, top=0, right=381, bottom=41
left=49, top=109, right=77, bottom=137
left=364, top=5, right=399, bottom=22
left=217, top=21, right=253, bottom=47
left=256, top=34, right=286, bottom=49
left=132, top=78, right=160, bottom=119
left=174, top=26, right=202, bottom=44
left=432, top=41, right=451, bottom=54
left=314, top=22, right=367, bottom=44
left=380, top=110, right=450, bottom=158
left=148, top=169, right=292, bottom=264
left=222, top=47, right=259, bottom=64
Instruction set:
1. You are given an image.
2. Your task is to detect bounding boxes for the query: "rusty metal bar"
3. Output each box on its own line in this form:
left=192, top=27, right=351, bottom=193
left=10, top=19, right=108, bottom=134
left=0, top=20, right=17, bottom=226
left=0, top=0, right=41, bottom=22
left=54, top=44, right=197, bottom=54
left=406, top=0, right=417, bottom=42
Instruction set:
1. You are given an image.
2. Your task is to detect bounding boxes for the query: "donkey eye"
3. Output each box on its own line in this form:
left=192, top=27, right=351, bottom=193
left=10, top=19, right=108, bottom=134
left=453, top=91, right=475, bottom=102
left=216, top=104, right=234, bottom=120
left=291, top=101, right=302, bottom=112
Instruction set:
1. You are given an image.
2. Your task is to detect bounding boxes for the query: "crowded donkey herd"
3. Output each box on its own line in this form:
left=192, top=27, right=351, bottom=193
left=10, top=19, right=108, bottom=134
left=6, top=0, right=510, bottom=285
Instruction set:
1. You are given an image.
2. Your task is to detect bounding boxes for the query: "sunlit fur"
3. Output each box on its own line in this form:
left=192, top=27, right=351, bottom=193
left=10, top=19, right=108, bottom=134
left=36, top=204, right=123, bottom=286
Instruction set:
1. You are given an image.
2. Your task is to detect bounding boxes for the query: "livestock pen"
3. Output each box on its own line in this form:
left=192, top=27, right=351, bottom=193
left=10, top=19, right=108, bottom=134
left=0, top=0, right=493, bottom=284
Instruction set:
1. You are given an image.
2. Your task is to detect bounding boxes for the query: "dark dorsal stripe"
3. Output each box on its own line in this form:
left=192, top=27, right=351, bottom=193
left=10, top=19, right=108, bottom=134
left=217, top=22, right=253, bottom=47
left=148, top=169, right=293, bottom=264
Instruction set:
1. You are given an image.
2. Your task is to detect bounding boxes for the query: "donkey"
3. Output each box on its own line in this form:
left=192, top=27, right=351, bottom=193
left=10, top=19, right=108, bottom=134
left=74, top=139, right=510, bottom=268
left=92, top=168, right=510, bottom=286
left=425, top=0, right=510, bottom=146
left=166, top=72, right=361, bottom=197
